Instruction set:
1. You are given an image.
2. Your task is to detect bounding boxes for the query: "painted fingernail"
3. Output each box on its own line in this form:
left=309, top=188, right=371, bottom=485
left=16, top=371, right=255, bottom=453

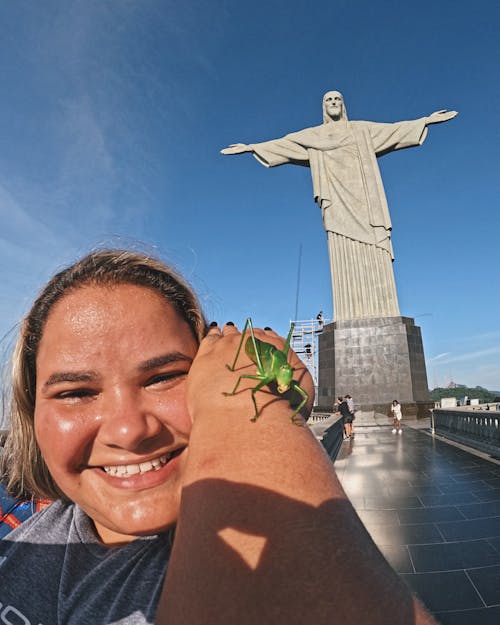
left=209, top=321, right=218, bottom=327
left=264, top=326, right=272, bottom=331
left=226, top=321, right=235, bottom=326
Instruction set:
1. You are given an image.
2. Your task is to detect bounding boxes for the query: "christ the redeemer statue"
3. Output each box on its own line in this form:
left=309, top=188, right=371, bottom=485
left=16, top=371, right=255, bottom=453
left=221, top=91, right=457, bottom=322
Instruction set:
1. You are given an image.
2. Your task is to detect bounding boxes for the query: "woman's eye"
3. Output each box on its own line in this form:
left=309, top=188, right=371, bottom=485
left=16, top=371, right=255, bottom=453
left=55, top=388, right=97, bottom=400
left=146, top=371, right=187, bottom=388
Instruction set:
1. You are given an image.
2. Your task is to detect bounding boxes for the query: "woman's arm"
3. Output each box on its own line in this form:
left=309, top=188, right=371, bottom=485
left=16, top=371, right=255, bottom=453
left=157, top=324, right=436, bottom=625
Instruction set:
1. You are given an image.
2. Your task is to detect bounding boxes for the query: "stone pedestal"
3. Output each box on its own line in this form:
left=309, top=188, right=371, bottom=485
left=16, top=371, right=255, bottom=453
left=317, top=316, right=432, bottom=418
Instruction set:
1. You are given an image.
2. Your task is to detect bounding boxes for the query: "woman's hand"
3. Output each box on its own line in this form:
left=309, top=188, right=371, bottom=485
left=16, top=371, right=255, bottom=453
left=186, top=322, right=314, bottom=425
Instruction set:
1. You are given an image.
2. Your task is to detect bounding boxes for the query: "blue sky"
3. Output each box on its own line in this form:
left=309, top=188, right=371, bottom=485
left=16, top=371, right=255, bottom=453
left=0, top=0, right=499, bottom=391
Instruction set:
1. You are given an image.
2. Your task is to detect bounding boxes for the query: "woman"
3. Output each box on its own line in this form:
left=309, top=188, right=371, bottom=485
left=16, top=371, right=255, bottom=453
left=391, top=399, right=403, bottom=434
left=0, top=249, right=435, bottom=624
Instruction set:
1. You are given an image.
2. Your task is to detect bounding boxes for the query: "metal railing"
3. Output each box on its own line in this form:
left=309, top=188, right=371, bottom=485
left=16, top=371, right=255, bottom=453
left=431, top=409, right=500, bottom=458
left=319, top=418, right=345, bottom=462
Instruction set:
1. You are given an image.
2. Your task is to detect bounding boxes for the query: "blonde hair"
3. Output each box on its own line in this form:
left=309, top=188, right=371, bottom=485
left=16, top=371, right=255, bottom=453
left=1, top=249, right=206, bottom=500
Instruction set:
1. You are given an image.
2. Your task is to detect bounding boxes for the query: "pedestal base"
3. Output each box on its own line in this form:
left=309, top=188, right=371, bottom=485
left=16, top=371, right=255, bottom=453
left=317, top=316, right=432, bottom=418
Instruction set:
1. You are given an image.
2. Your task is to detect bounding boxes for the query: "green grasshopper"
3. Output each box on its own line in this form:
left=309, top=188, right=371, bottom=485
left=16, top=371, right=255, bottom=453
left=223, top=318, right=309, bottom=424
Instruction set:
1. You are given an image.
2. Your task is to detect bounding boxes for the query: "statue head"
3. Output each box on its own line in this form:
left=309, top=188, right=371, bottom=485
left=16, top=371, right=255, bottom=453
left=322, top=91, right=348, bottom=123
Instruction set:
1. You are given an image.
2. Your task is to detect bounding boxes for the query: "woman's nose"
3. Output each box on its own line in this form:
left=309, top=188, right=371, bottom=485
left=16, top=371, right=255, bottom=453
left=96, top=389, right=164, bottom=451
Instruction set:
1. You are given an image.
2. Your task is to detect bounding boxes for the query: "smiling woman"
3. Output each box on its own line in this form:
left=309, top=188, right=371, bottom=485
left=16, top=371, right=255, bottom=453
left=34, top=283, right=198, bottom=543
left=0, top=249, right=437, bottom=625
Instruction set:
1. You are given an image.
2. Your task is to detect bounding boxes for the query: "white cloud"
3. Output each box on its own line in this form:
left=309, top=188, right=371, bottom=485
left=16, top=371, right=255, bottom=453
left=429, top=346, right=500, bottom=366
left=428, top=352, right=451, bottom=362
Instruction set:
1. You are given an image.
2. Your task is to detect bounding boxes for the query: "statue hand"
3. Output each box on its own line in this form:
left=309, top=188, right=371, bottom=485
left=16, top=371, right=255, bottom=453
left=220, top=143, right=252, bottom=155
left=426, top=110, right=458, bottom=125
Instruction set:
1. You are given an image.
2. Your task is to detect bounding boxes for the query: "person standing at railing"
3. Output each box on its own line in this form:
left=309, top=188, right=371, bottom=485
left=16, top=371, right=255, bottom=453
left=346, top=394, right=355, bottom=436
left=339, top=397, right=353, bottom=440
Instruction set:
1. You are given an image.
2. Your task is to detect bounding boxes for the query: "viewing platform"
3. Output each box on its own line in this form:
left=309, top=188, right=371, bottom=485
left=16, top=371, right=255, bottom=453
left=324, top=414, right=500, bottom=624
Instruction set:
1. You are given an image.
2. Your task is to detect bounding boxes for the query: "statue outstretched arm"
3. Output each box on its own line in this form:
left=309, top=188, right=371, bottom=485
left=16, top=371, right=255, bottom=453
left=221, top=143, right=254, bottom=155
left=221, top=135, right=309, bottom=168
left=426, top=109, right=458, bottom=125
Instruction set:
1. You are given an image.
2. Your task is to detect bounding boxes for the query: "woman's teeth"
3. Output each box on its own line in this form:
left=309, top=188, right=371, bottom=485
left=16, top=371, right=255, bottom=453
left=103, top=453, right=170, bottom=477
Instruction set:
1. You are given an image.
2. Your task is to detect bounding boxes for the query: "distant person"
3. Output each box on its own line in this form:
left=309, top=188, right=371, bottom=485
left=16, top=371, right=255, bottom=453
left=316, top=310, right=324, bottom=329
left=346, top=394, right=355, bottom=435
left=333, top=396, right=342, bottom=414
left=334, top=396, right=345, bottom=437
left=391, top=400, right=403, bottom=434
left=339, top=397, right=354, bottom=440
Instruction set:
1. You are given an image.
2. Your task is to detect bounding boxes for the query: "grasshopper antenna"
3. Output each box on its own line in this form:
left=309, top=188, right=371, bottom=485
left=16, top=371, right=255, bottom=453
left=284, top=323, right=294, bottom=363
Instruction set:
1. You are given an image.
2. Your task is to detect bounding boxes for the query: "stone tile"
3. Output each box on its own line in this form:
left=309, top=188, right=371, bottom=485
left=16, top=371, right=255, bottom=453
left=419, top=492, right=481, bottom=507
left=397, top=506, right=465, bottom=525
left=378, top=544, right=414, bottom=574
left=356, top=509, right=399, bottom=525
left=438, top=480, right=494, bottom=494
left=343, top=496, right=364, bottom=510
left=452, top=470, right=499, bottom=482
left=409, top=539, right=500, bottom=572
left=458, top=501, right=500, bottom=520
left=488, top=536, right=500, bottom=554
left=466, top=565, right=500, bottom=605
left=367, top=522, right=443, bottom=546
left=437, top=517, right=500, bottom=541
left=364, top=496, right=423, bottom=510
left=436, top=606, right=500, bottom=625
left=387, top=485, right=443, bottom=498
left=409, top=477, right=451, bottom=488
left=475, top=488, right=500, bottom=503
left=401, top=571, right=483, bottom=611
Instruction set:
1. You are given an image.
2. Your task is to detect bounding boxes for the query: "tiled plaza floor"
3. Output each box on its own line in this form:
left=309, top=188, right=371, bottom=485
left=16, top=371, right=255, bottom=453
left=334, top=425, right=500, bottom=625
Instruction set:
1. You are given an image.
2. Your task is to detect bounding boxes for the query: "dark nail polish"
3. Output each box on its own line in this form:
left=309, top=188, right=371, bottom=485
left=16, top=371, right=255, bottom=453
left=264, top=326, right=272, bottom=331
left=226, top=321, right=235, bottom=326
left=209, top=321, right=218, bottom=327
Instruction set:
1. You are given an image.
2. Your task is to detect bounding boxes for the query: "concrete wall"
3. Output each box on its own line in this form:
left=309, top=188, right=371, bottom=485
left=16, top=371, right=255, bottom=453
left=317, top=316, right=431, bottom=417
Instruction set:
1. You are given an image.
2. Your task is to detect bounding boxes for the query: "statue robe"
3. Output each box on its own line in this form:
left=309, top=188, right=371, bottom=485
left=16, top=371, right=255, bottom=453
left=250, top=118, right=428, bottom=321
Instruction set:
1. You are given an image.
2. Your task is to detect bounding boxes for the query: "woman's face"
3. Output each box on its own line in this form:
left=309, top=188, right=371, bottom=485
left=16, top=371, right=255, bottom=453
left=34, top=283, right=198, bottom=545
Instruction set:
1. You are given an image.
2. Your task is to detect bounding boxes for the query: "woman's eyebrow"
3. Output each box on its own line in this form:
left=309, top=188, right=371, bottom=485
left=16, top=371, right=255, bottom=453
left=138, top=352, right=193, bottom=372
left=42, top=371, right=99, bottom=389
left=41, top=353, right=192, bottom=389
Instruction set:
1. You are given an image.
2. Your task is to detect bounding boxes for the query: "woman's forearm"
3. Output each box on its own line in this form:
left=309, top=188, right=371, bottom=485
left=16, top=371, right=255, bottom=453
left=156, top=327, right=436, bottom=625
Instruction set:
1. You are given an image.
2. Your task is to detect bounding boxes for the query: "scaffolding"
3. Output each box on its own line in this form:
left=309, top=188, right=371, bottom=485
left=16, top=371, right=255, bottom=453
left=290, top=317, right=327, bottom=405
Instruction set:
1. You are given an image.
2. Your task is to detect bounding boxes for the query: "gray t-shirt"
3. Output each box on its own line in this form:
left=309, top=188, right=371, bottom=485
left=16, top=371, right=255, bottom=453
left=0, top=500, right=172, bottom=625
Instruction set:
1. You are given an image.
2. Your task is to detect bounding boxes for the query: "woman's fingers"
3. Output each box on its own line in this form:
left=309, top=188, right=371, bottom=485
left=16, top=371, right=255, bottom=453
left=196, top=322, right=222, bottom=356
left=222, top=322, right=239, bottom=335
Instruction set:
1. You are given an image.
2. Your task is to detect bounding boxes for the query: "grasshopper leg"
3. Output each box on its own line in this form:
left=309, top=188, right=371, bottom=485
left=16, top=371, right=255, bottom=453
left=289, top=382, right=309, bottom=426
left=223, top=374, right=265, bottom=397
left=223, top=374, right=272, bottom=422
left=248, top=377, right=274, bottom=422
left=225, top=318, right=251, bottom=371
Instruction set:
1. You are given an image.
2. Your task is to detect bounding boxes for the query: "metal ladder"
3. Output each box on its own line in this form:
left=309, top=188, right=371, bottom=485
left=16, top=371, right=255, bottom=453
left=290, top=316, right=327, bottom=405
